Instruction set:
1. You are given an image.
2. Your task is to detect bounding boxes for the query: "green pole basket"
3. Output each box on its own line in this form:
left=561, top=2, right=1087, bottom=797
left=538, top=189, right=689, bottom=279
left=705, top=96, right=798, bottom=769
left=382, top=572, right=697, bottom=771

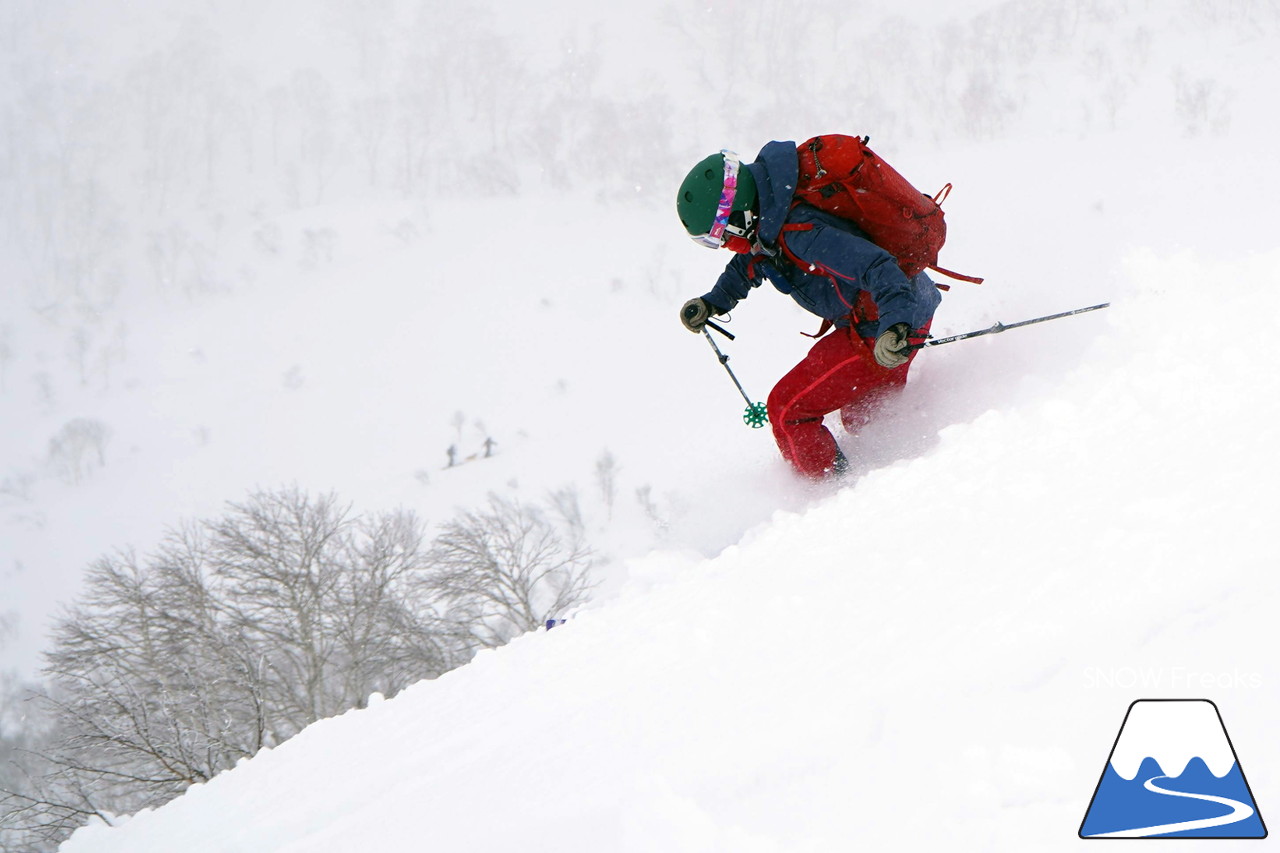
left=743, top=402, right=769, bottom=429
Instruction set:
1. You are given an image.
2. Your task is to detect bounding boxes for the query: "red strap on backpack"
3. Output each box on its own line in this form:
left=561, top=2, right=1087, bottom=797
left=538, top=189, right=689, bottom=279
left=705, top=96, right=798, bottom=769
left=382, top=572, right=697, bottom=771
left=794, top=135, right=983, bottom=286
left=777, top=224, right=881, bottom=340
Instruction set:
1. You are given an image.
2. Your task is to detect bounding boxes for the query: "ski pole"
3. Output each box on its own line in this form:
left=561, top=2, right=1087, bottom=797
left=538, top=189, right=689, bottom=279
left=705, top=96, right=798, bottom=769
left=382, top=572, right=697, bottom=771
left=907, top=302, right=1110, bottom=350
left=700, top=324, right=768, bottom=428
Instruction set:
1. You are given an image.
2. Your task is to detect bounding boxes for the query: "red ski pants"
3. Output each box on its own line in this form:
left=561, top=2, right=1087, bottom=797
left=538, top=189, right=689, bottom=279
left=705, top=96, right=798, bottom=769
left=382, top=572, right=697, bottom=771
left=766, top=325, right=923, bottom=478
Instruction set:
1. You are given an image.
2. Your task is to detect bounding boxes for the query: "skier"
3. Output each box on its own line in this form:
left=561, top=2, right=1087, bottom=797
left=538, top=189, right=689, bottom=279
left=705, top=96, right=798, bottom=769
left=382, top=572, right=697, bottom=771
left=676, top=141, right=942, bottom=479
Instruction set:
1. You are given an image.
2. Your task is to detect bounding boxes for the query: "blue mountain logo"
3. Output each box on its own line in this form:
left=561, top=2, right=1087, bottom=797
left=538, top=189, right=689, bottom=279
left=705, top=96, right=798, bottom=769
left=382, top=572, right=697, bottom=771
left=1080, top=699, right=1266, bottom=838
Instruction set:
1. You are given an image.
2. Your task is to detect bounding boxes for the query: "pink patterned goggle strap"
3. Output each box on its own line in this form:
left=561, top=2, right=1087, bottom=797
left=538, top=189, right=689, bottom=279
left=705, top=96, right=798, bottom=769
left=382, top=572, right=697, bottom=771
left=691, top=149, right=741, bottom=249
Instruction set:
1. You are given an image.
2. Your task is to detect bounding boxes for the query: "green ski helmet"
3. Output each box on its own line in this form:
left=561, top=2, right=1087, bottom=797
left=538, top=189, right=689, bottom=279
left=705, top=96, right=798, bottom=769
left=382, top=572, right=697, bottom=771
left=677, top=150, right=759, bottom=247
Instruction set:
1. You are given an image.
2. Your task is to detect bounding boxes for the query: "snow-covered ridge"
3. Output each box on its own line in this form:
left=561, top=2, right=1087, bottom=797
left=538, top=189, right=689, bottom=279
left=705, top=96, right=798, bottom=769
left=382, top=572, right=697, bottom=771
left=1108, top=700, right=1238, bottom=780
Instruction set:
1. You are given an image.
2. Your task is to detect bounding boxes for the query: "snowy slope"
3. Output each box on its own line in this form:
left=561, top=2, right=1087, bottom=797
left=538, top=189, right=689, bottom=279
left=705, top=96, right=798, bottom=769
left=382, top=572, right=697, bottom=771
left=56, top=245, right=1280, bottom=851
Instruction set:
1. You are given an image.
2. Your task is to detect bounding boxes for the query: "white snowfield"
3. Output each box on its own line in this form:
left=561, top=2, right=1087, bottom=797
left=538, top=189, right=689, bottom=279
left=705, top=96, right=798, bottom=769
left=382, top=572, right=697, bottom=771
left=57, top=249, right=1280, bottom=851
left=1109, top=700, right=1237, bottom=781
left=2, top=2, right=1276, bottom=851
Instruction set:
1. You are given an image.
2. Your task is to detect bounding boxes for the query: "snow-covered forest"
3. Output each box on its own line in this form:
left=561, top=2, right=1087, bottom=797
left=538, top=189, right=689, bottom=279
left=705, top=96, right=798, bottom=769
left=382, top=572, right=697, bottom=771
left=3, top=0, right=1279, bottom=849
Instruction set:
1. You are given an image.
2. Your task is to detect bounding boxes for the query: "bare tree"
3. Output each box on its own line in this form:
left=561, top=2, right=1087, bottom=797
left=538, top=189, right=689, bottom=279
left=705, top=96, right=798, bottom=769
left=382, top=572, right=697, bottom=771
left=3, top=488, right=462, bottom=847
left=46, top=418, right=109, bottom=485
left=7, top=547, right=271, bottom=839
left=202, top=489, right=457, bottom=728
left=430, top=495, right=594, bottom=648
left=350, top=96, right=391, bottom=187
left=634, top=485, right=668, bottom=534
left=66, top=327, right=91, bottom=387
left=594, top=451, right=619, bottom=520
left=547, top=485, right=585, bottom=536
left=289, top=69, right=341, bottom=206
left=0, top=644, right=57, bottom=851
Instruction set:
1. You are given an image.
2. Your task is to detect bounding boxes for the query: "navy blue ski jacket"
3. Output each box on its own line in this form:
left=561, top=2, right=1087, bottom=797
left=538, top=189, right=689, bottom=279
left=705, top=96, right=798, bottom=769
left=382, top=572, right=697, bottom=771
left=701, top=140, right=941, bottom=339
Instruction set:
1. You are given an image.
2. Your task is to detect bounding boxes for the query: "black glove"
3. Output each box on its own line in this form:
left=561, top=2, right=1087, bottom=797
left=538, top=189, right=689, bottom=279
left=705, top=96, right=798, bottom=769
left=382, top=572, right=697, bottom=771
left=680, top=297, right=713, bottom=333
left=873, top=323, right=912, bottom=369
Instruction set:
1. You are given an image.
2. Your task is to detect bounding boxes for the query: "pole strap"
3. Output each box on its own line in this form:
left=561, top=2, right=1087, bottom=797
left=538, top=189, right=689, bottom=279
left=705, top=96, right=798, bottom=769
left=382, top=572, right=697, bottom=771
left=704, top=319, right=735, bottom=341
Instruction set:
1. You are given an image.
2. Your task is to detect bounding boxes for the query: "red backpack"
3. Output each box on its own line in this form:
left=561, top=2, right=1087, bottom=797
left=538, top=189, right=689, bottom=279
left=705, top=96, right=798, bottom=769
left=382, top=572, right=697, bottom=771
left=792, top=135, right=982, bottom=285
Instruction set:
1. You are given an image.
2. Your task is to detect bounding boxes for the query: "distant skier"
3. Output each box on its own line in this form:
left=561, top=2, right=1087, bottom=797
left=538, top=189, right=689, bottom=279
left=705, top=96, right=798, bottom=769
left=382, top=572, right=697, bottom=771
left=676, top=138, right=950, bottom=479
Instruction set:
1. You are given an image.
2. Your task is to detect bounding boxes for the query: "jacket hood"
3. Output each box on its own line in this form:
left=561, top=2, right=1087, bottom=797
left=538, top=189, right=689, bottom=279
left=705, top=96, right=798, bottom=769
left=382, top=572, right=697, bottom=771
left=741, top=140, right=799, bottom=250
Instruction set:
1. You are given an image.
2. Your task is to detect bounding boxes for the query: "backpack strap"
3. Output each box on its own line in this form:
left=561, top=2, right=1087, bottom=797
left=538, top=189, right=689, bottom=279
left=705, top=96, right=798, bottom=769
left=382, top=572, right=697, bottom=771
left=928, top=264, right=985, bottom=285
left=777, top=221, right=983, bottom=337
left=928, top=183, right=984, bottom=285
left=778, top=223, right=858, bottom=339
left=803, top=318, right=836, bottom=340
left=778, top=223, right=854, bottom=308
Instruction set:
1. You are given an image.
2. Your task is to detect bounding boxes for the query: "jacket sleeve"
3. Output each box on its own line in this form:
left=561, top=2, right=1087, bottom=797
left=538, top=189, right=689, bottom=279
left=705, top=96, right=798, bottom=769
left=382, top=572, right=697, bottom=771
left=786, top=222, right=939, bottom=335
left=700, top=253, right=757, bottom=314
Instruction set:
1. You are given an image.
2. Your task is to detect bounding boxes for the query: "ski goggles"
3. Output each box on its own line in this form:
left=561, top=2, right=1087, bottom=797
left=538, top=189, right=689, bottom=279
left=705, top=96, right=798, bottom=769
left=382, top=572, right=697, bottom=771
left=690, top=149, right=741, bottom=249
